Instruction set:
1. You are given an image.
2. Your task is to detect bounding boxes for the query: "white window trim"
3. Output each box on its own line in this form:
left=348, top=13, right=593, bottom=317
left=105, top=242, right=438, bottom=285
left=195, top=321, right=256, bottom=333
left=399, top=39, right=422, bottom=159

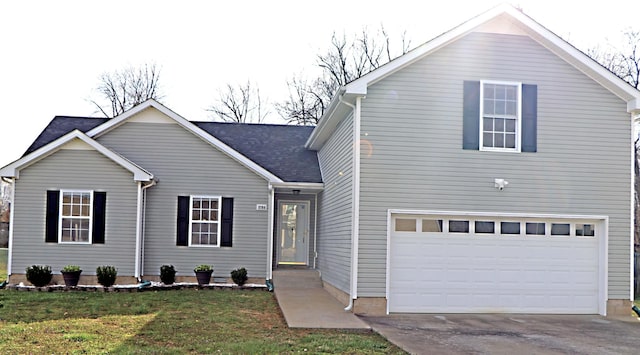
left=58, top=189, right=93, bottom=244
left=188, top=195, right=222, bottom=248
left=479, top=80, right=522, bottom=153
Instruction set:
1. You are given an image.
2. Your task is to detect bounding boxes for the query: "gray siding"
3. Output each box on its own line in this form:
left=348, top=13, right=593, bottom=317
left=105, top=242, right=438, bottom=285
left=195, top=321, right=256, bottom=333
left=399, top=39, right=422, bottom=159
left=316, top=113, right=354, bottom=293
left=12, top=149, right=138, bottom=275
left=357, top=32, right=632, bottom=298
left=273, top=193, right=317, bottom=267
left=98, top=120, right=270, bottom=280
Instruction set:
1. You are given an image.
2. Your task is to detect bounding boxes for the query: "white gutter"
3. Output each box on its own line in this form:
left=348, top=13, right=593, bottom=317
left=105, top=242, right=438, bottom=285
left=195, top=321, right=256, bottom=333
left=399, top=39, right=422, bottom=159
left=135, top=179, right=156, bottom=280
left=267, top=184, right=275, bottom=280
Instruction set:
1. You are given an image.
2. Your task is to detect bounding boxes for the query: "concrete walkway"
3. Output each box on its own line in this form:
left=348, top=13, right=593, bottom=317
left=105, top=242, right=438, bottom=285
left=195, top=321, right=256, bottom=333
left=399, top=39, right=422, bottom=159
left=272, top=269, right=370, bottom=330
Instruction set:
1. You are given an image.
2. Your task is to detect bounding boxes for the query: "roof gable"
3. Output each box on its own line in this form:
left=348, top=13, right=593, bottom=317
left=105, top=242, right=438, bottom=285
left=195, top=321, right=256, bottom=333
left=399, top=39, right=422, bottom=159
left=307, top=4, right=640, bottom=149
left=1, top=130, right=154, bottom=182
left=87, top=100, right=284, bottom=183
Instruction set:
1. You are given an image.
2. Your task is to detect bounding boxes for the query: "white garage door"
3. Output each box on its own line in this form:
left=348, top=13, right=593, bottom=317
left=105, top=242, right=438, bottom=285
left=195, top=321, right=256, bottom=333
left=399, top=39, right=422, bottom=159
left=388, top=213, right=604, bottom=314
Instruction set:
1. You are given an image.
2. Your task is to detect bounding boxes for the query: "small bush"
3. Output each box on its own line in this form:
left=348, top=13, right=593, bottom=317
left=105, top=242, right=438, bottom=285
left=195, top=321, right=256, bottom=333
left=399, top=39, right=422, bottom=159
left=61, top=265, right=82, bottom=273
left=231, top=267, right=248, bottom=286
left=25, top=265, right=52, bottom=287
left=193, top=264, right=213, bottom=272
left=96, top=265, right=117, bottom=287
left=160, top=265, right=176, bottom=284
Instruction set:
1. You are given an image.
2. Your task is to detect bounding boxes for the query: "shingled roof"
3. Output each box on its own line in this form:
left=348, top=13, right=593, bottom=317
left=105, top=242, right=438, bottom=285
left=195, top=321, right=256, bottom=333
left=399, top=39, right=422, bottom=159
left=24, top=116, right=109, bottom=155
left=25, top=117, right=322, bottom=183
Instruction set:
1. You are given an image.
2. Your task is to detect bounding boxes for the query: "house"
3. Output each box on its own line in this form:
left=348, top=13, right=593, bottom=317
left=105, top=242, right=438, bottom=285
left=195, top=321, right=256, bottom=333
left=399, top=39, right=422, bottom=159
left=2, top=4, right=639, bottom=316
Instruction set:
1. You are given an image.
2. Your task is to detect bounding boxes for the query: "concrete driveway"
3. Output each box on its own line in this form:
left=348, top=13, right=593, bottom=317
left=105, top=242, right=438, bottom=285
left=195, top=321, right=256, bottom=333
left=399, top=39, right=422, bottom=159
left=361, top=314, right=640, bottom=355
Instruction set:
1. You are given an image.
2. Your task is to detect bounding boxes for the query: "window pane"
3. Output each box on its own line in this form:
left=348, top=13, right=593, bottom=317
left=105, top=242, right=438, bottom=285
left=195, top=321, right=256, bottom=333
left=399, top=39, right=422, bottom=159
left=475, top=221, right=495, bottom=234
left=501, top=222, right=520, bottom=234
left=395, top=218, right=416, bottom=232
left=449, top=220, right=469, bottom=233
left=505, top=119, right=516, bottom=132
left=506, top=101, right=517, bottom=115
left=483, top=117, right=493, bottom=131
left=495, top=133, right=504, bottom=147
left=484, top=85, right=495, bottom=99
left=483, top=133, right=493, bottom=147
left=495, top=118, right=505, bottom=131
left=483, top=99, right=494, bottom=114
left=496, top=100, right=506, bottom=115
left=422, top=219, right=443, bottom=232
left=576, top=224, right=595, bottom=237
left=506, top=86, right=517, bottom=100
left=505, top=134, right=516, bottom=149
left=551, top=223, right=570, bottom=236
left=526, top=222, right=545, bottom=235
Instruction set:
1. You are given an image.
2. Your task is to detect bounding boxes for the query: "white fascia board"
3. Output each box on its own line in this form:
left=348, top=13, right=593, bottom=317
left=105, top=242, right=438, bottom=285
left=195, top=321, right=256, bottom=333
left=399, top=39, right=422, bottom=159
left=270, top=182, right=324, bottom=190
left=305, top=88, right=346, bottom=150
left=0, top=130, right=154, bottom=182
left=87, top=99, right=283, bottom=183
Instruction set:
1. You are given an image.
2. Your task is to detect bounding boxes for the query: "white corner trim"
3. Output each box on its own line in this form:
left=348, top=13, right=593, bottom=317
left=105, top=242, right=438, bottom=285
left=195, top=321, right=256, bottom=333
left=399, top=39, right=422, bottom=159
left=267, top=186, right=275, bottom=280
left=385, top=209, right=392, bottom=315
left=86, top=99, right=283, bottom=183
left=0, top=130, right=154, bottom=182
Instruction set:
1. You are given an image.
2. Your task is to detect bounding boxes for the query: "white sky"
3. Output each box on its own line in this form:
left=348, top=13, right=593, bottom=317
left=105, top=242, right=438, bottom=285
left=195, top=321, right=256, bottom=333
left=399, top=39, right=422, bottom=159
left=0, top=0, right=638, bottom=167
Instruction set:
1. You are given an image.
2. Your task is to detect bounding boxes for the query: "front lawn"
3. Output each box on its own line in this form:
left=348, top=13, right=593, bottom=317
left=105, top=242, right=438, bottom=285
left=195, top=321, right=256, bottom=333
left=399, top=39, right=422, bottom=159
left=0, top=289, right=404, bottom=354
left=0, top=248, right=6, bottom=281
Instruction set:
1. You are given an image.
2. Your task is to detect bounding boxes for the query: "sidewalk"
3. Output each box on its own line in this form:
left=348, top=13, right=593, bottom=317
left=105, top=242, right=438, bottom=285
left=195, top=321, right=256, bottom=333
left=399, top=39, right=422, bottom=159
left=272, top=269, right=370, bottom=330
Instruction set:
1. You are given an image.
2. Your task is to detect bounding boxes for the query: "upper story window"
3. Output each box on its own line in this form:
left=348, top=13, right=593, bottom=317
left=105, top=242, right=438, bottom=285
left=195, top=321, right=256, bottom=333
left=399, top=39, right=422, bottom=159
left=480, top=81, right=521, bottom=151
left=463, top=80, right=537, bottom=153
left=60, top=190, right=92, bottom=243
left=190, top=196, right=221, bottom=247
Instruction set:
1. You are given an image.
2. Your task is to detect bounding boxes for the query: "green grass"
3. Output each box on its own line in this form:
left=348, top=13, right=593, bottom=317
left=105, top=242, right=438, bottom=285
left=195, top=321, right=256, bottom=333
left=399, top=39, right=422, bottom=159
left=0, top=248, right=6, bottom=281
left=0, top=289, right=405, bottom=354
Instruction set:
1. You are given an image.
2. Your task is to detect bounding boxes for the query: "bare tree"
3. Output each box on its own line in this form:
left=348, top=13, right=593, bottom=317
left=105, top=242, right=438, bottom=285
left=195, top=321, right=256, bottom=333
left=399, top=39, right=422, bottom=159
left=588, top=29, right=639, bottom=89
left=277, top=26, right=411, bottom=125
left=207, top=81, right=268, bottom=123
left=91, top=63, right=163, bottom=117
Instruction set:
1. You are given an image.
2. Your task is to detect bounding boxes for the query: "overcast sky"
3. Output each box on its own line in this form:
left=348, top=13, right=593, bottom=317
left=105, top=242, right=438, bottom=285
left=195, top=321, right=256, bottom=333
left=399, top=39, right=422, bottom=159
left=1, top=0, right=638, bottom=168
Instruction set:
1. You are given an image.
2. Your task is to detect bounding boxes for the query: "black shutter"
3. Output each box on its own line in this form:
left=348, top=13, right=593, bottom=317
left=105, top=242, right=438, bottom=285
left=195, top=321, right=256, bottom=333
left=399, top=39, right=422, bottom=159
left=521, top=84, right=538, bottom=152
left=463, top=81, right=481, bottom=150
left=221, top=197, right=234, bottom=247
left=92, top=192, right=106, bottom=244
left=45, top=190, right=60, bottom=243
left=177, top=196, right=189, bottom=246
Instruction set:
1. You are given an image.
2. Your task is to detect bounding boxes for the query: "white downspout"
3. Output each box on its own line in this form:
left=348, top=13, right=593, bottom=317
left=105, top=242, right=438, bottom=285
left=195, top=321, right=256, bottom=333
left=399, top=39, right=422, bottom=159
left=339, top=94, right=363, bottom=311
left=3, top=177, right=15, bottom=277
left=267, top=184, right=275, bottom=281
left=313, top=192, right=318, bottom=269
left=136, top=179, right=156, bottom=280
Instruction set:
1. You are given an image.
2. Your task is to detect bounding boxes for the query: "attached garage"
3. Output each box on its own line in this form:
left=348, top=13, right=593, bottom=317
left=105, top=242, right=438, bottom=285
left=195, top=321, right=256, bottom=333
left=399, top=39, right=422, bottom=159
left=387, top=211, right=607, bottom=315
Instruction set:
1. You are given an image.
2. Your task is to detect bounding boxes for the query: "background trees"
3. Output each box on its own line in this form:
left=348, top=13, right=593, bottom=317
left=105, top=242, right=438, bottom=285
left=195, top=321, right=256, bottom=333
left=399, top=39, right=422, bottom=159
left=90, top=63, right=163, bottom=118
left=207, top=81, right=268, bottom=123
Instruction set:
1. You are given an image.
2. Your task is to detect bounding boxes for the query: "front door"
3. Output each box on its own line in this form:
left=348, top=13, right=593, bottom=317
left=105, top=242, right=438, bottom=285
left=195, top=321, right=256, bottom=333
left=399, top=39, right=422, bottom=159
left=278, top=201, right=309, bottom=265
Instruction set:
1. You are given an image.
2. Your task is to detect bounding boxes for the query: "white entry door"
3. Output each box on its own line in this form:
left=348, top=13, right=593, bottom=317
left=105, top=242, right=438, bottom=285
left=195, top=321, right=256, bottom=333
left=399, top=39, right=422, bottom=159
left=278, top=201, right=309, bottom=265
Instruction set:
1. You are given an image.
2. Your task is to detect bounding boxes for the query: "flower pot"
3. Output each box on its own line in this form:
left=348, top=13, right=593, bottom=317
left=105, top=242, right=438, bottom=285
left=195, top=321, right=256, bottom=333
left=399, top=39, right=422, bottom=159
left=195, top=270, right=212, bottom=285
left=61, top=270, right=82, bottom=287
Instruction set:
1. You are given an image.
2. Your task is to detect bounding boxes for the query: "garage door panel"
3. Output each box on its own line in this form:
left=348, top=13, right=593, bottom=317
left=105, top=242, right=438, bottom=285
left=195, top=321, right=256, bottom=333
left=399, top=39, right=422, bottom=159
left=389, top=215, right=601, bottom=314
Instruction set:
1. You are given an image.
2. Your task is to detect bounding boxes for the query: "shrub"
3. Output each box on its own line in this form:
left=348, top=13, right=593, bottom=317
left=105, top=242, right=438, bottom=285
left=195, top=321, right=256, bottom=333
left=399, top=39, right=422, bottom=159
left=96, top=265, right=117, bottom=287
left=231, top=267, right=248, bottom=286
left=193, top=264, right=213, bottom=272
left=61, top=265, right=82, bottom=273
left=160, top=265, right=176, bottom=284
left=25, top=265, right=52, bottom=287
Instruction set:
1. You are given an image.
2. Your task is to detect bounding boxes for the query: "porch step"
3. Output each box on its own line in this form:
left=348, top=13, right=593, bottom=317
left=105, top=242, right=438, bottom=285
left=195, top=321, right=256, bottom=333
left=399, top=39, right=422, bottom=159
left=273, top=269, right=322, bottom=289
